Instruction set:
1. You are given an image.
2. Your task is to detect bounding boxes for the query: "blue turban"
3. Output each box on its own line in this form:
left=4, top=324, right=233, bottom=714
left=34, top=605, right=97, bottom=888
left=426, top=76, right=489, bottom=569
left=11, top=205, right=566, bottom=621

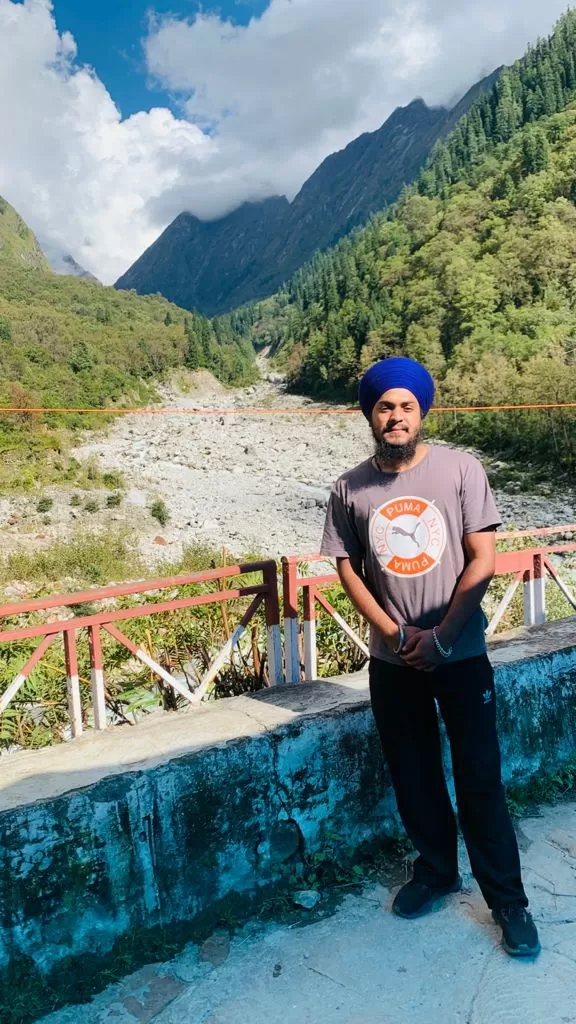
left=358, top=357, right=435, bottom=421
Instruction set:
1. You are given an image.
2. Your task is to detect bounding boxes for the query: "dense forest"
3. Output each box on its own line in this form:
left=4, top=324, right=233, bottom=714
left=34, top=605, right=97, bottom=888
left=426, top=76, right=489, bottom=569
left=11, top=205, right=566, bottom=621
left=238, top=11, right=576, bottom=475
left=0, top=197, right=255, bottom=489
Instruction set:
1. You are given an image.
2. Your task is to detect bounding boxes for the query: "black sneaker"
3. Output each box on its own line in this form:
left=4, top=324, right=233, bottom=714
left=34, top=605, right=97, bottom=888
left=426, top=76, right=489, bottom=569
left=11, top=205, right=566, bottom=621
left=392, top=876, right=463, bottom=919
left=492, top=904, right=541, bottom=957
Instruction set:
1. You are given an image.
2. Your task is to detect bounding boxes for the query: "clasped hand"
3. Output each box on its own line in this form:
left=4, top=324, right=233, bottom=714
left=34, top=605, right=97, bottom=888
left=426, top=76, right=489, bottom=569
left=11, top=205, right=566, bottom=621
left=396, top=626, right=444, bottom=672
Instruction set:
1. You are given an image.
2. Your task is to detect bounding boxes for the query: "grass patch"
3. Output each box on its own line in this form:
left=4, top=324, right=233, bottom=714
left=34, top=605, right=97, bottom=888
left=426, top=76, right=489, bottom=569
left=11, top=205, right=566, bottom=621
left=0, top=530, right=143, bottom=588
left=506, top=757, right=576, bottom=818
left=0, top=437, right=128, bottom=495
left=102, top=470, right=125, bottom=490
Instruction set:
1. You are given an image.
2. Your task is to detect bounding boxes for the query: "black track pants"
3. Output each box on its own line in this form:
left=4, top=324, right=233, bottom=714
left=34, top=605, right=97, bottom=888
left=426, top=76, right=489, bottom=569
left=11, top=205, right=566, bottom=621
left=369, top=654, right=527, bottom=910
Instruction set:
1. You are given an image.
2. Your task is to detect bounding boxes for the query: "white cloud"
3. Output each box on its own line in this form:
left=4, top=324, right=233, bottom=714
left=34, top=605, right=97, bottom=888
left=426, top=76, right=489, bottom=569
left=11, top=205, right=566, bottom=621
left=0, top=0, right=571, bottom=284
left=144, top=0, right=571, bottom=217
left=0, top=0, right=211, bottom=283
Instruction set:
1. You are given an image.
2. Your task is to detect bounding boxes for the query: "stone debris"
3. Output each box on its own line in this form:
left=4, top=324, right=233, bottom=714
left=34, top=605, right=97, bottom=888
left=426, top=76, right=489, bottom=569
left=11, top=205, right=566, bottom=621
left=199, top=930, right=231, bottom=967
left=292, top=889, right=322, bottom=910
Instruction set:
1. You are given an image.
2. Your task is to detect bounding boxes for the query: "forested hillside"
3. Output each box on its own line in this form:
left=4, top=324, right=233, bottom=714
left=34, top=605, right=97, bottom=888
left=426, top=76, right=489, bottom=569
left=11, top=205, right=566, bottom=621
left=0, top=197, right=255, bottom=490
left=0, top=263, right=255, bottom=409
left=241, top=12, right=576, bottom=475
left=0, top=196, right=48, bottom=270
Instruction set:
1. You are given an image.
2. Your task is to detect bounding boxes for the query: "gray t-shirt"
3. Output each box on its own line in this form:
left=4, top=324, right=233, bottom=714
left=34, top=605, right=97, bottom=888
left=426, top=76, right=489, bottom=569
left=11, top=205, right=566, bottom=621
left=320, top=445, right=501, bottom=665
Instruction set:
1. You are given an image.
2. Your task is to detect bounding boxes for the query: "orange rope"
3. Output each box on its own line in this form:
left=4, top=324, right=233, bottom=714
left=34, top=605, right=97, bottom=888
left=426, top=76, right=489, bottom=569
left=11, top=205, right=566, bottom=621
left=0, top=402, right=576, bottom=415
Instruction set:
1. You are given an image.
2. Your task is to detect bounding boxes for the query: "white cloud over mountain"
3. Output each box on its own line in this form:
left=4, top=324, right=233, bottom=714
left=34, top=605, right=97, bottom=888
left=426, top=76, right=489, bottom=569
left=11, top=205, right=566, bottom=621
left=0, top=0, right=570, bottom=283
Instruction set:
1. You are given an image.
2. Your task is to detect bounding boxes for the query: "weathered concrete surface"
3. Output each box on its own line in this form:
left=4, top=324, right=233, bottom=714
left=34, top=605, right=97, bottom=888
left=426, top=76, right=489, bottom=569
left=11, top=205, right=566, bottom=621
left=0, top=676, right=371, bottom=812
left=0, top=676, right=395, bottom=992
left=40, top=802, right=576, bottom=1024
left=0, top=618, right=576, bottom=1004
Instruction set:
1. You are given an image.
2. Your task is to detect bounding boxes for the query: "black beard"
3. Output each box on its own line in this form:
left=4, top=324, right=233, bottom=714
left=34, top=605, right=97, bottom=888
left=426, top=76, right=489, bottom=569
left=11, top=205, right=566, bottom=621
left=372, top=427, right=421, bottom=466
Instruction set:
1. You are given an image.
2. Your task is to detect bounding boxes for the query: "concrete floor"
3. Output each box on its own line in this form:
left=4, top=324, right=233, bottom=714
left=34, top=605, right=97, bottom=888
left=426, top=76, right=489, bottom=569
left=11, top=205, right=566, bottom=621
left=41, top=801, right=576, bottom=1024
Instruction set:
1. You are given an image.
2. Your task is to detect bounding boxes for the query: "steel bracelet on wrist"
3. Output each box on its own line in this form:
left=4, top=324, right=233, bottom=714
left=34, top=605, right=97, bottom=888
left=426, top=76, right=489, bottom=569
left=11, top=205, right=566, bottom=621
left=392, top=625, right=405, bottom=655
left=432, top=626, right=452, bottom=659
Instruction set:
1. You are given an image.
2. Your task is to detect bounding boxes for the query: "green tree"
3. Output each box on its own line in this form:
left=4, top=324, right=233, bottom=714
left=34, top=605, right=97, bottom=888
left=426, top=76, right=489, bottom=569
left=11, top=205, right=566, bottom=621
left=185, top=333, right=203, bottom=370
left=69, top=341, right=93, bottom=374
left=322, top=268, right=339, bottom=312
left=494, top=72, right=521, bottom=142
left=521, top=128, right=551, bottom=174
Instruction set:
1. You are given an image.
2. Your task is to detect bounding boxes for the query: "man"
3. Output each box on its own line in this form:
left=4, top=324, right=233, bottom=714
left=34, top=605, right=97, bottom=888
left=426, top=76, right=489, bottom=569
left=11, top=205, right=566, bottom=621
left=320, top=356, right=540, bottom=958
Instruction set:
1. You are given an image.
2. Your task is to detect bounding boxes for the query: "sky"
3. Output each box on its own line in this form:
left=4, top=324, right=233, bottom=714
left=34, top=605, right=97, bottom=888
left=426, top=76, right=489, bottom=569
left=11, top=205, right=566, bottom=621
left=0, top=0, right=571, bottom=284
left=49, top=0, right=270, bottom=119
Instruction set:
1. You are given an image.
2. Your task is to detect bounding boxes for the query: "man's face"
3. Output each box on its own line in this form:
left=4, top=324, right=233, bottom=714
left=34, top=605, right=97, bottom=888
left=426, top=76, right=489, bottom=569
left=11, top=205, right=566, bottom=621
left=371, top=387, right=422, bottom=462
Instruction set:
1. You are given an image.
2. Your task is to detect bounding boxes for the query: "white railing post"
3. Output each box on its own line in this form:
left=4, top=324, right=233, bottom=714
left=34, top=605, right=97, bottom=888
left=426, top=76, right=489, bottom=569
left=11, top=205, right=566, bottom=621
left=282, top=558, right=301, bottom=684
left=534, top=554, right=546, bottom=625
left=88, top=625, right=107, bottom=730
left=524, top=554, right=546, bottom=627
left=303, top=587, right=318, bottom=681
left=262, top=561, right=284, bottom=687
left=64, top=629, right=83, bottom=738
left=266, top=624, right=284, bottom=687
left=523, top=568, right=535, bottom=626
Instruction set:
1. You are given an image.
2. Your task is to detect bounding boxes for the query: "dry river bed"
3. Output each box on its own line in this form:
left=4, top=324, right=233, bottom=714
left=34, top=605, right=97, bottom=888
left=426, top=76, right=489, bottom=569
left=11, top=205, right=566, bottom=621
left=1, top=371, right=575, bottom=571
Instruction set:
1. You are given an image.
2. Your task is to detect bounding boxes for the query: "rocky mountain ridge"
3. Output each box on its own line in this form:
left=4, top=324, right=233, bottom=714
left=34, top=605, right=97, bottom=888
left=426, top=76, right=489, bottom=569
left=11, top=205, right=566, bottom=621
left=115, top=70, right=501, bottom=316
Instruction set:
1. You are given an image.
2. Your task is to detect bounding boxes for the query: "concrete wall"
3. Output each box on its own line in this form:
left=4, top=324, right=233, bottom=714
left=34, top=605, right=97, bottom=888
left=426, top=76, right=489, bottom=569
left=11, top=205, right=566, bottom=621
left=1, top=618, right=576, bottom=994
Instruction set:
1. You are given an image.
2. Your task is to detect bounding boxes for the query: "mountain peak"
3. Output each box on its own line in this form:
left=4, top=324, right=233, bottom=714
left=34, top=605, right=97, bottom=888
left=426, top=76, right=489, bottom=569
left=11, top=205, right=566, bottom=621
left=116, top=70, right=498, bottom=315
left=40, top=239, right=100, bottom=282
left=401, top=97, right=431, bottom=112
left=177, top=194, right=290, bottom=229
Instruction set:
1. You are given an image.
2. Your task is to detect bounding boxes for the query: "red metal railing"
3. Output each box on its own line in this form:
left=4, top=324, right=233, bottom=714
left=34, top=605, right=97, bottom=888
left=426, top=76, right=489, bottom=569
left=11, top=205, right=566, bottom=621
left=282, top=528, right=576, bottom=683
left=0, top=561, right=282, bottom=737
left=1, top=531, right=575, bottom=739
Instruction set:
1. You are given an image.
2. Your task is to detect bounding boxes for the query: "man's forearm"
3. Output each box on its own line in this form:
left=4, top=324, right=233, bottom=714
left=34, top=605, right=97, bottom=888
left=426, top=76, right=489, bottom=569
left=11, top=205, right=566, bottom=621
left=437, top=558, right=493, bottom=649
left=337, top=559, right=399, bottom=646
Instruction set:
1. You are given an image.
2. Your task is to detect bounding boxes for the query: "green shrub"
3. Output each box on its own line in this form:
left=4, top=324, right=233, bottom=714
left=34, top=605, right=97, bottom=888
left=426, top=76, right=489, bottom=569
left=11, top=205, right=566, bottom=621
left=70, top=493, right=81, bottom=507
left=36, top=496, right=53, bottom=513
left=103, top=470, right=126, bottom=490
left=85, top=457, right=99, bottom=482
left=106, top=492, right=123, bottom=508
left=84, top=499, right=99, bottom=514
left=150, top=498, right=170, bottom=527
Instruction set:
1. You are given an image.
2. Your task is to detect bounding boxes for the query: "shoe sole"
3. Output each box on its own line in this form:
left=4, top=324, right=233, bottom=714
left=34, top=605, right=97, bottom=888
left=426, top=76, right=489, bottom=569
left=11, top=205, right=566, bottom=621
left=393, top=877, right=463, bottom=920
left=501, top=939, right=541, bottom=958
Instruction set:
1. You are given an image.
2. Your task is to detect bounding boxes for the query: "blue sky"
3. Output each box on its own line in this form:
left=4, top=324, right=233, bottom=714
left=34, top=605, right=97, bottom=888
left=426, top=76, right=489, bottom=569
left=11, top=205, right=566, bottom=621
left=51, top=0, right=269, bottom=117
